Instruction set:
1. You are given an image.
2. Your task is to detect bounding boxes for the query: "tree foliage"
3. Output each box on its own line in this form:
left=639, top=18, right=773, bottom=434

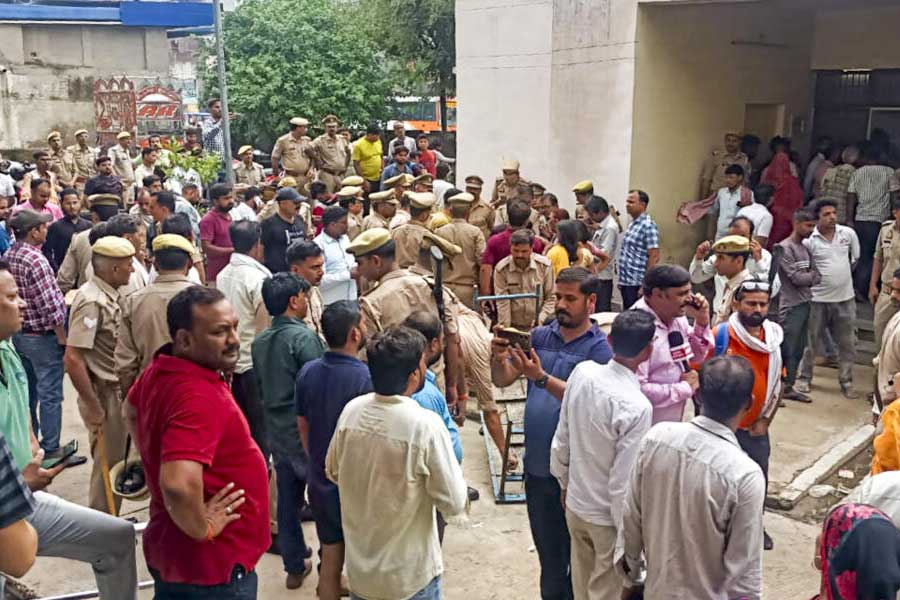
left=206, top=0, right=395, bottom=149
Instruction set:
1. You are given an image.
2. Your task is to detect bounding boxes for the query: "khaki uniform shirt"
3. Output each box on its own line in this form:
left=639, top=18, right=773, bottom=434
left=348, top=212, right=363, bottom=240
left=878, top=310, right=900, bottom=401
left=875, top=221, right=900, bottom=288
left=362, top=212, right=390, bottom=232
left=389, top=210, right=410, bottom=230
left=115, top=273, right=193, bottom=389
left=493, top=254, right=555, bottom=329
left=298, top=202, right=313, bottom=235
left=49, top=147, right=74, bottom=186
left=19, top=170, right=60, bottom=203
left=468, top=200, right=495, bottom=240
left=491, top=178, right=532, bottom=206
left=359, top=269, right=459, bottom=337
left=701, top=150, right=750, bottom=198
left=303, top=285, right=325, bottom=342
left=235, top=161, right=265, bottom=187
left=392, top=221, right=431, bottom=269
left=311, top=134, right=350, bottom=174
left=713, top=269, right=752, bottom=327
left=435, top=219, right=485, bottom=287
left=57, top=229, right=93, bottom=294
left=67, top=277, right=121, bottom=383
left=496, top=204, right=542, bottom=237
left=108, top=145, right=135, bottom=184
left=66, top=144, right=97, bottom=182
left=271, top=133, right=313, bottom=175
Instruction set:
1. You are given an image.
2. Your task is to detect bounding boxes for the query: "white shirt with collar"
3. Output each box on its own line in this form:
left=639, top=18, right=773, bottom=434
left=591, top=214, right=620, bottom=280
left=803, top=224, right=860, bottom=303
left=550, top=359, right=652, bottom=528
left=314, top=231, right=357, bottom=305
left=216, top=252, right=272, bottom=374
left=689, top=249, right=781, bottom=310
left=736, top=203, right=773, bottom=239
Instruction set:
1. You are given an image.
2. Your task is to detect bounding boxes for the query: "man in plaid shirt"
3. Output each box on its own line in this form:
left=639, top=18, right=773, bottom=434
left=7, top=210, right=68, bottom=457
left=617, top=190, right=660, bottom=309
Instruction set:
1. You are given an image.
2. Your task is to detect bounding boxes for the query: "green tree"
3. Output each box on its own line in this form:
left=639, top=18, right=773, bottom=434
left=206, top=0, right=394, bottom=150
left=361, top=0, right=455, bottom=134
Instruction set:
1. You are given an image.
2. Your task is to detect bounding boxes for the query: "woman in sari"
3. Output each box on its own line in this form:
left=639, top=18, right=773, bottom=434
left=762, top=150, right=804, bottom=248
left=811, top=502, right=900, bottom=599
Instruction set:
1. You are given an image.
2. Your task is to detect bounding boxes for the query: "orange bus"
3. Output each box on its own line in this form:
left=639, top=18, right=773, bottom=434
left=388, top=96, right=457, bottom=133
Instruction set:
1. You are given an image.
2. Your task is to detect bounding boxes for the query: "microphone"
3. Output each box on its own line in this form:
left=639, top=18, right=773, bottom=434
left=668, top=331, right=693, bottom=373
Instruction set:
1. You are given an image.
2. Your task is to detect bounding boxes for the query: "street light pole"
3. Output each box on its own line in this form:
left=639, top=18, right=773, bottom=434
left=212, top=0, right=234, bottom=183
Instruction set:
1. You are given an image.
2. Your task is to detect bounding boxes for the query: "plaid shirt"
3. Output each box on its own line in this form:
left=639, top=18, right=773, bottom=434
left=617, top=213, right=660, bottom=286
left=202, top=118, right=225, bottom=157
left=7, top=242, right=67, bottom=333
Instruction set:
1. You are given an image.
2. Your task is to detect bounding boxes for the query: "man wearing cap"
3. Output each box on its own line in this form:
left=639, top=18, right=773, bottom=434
left=272, top=118, right=315, bottom=189
left=572, top=180, right=594, bottom=222
left=311, top=115, right=351, bottom=193
left=108, top=131, right=136, bottom=205
left=116, top=233, right=194, bottom=396
left=19, top=151, right=60, bottom=204
left=261, top=187, right=307, bottom=273
left=66, top=129, right=97, bottom=195
left=436, top=192, right=486, bottom=309
left=235, top=145, right=265, bottom=187
left=352, top=124, right=384, bottom=193
left=491, top=158, right=532, bottom=207
left=707, top=235, right=754, bottom=327
left=84, top=155, right=123, bottom=202
left=380, top=145, right=414, bottom=188
left=465, top=175, right=495, bottom=240
left=413, top=173, right=434, bottom=194
left=363, top=190, right=398, bottom=232
left=390, top=190, right=413, bottom=230
left=64, top=236, right=135, bottom=513
left=47, top=131, right=75, bottom=188
left=392, top=192, right=436, bottom=268
left=699, top=132, right=751, bottom=200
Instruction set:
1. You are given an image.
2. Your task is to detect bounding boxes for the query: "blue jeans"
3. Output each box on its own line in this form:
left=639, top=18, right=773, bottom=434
left=151, top=566, right=256, bottom=599
left=350, top=576, right=441, bottom=600
left=13, top=332, right=64, bottom=452
left=274, top=453, right=310, bottom=574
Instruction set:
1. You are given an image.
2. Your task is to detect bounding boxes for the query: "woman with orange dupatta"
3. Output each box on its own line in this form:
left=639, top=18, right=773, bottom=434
left=762, top=150, right=805, bottom=249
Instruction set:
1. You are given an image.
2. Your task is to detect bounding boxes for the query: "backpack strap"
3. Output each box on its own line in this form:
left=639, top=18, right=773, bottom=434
left=714, top=323, right=730, bottom=357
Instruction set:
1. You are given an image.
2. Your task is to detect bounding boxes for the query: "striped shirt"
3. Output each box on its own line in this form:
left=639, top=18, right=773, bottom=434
left=848, top=165, right=900, bottom=223
left=0, top=430, right=35, bottom=529
left=617, top=214, right=660, bottom=286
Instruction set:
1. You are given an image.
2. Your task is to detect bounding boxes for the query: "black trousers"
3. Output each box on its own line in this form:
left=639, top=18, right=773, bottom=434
left=854, top=220, right=881, bottom=299
left=525, top=475, right=573, bottom=600
left=780, top=303, right=810, bottom=388
left=736, top=429, right=770, bottom=495
left=595, top=279, right=613, bottom=312
left=619, top=285, right=641, bottom=310
left=231, top=370, right=269, bottom=460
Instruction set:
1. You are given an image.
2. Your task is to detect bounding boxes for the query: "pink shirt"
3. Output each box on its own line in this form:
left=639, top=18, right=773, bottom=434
left=12, top=200, right=63, bottom=222
left=632, top=297, right=714, bottom=424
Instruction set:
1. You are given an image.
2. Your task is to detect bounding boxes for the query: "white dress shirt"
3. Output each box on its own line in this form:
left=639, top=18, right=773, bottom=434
left=736, top=203, right=773, bottom=239
left=229, top=201, right=258, bottom=222
left=689, top=247, right=781, bottom=308
left=216, top=253, right=271, bottom=374
left=804, top=224, right=860, bottom=303
left=713, top=187, right=750, bottom=240
left=622, top=416, right=765, bottom=600
left=314, top=231, right=357, bottom=304
left=550, top=360, right=652, bottom=528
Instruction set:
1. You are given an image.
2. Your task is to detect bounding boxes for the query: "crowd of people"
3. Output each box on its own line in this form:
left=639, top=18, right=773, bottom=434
left=1, top=115, right=900, bottom=600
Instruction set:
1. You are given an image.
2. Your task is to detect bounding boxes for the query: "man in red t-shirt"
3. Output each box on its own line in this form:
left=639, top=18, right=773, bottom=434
left=126, top=285, right=270, bottom=597
left=416, top=135, right=437, bottom=177
left=479, top=201, right=546, bottom=299
left=199, top=183, right=235, bottom=283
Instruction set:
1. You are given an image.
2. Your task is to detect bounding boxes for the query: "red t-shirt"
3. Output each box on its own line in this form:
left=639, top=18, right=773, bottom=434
left=481, top=227, right=546, bottom=266
left=418, top=149, right=437, bottom=176
left=199, top=209, right=233, bottom=282
left=129, top=349, right=270, bottom=585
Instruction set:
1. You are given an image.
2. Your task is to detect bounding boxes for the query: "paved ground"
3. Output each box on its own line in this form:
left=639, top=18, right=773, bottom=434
left=18, top=364, right=867, bottom=599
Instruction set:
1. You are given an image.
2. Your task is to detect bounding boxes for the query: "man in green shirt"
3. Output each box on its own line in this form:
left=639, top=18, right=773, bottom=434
left=251, top=272, right=325, bottom=590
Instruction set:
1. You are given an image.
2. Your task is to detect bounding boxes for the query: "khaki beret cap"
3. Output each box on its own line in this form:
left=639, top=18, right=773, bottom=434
left=347, top=227, right=392, bottom=256
left=406, top=192, right=436, bottom=210
left=47, top=131, right=62, bottom=141
left=117, top=131, right=132, bottom=140
left=92, top=236, right=135, bottom=258
left=238, top=145, right=253, bottom=156
left=152, top=233, right=195, bottom=254
left=572, top=180, right=594, bottom=193
left=712, top=234, right=751, bottom=254
left=447, top=192, right=475, bottom=205
left=337, top=186, right=362, bottom=198
left=422, top=231, right=461, bottom=257
left=341, top=175, right=365, bottom=187
left=501, top=159, right=520, bottom=172
left=290, top=117, right=309, bottom=127
left=74, top=129, right=88, bottom=137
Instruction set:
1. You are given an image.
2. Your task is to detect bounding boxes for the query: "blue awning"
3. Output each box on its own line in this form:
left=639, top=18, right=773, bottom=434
left=0, top=1, right=214, bottom=28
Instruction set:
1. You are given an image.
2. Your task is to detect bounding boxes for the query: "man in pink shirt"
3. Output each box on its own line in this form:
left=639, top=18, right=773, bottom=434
left=632, top=264, right=714, bottom=423
left=12, top=179, right=63, bottom=222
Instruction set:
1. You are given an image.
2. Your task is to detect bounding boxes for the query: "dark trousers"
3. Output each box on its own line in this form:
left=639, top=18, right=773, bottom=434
left=365, top=179, right=381, bottom=194
left=619, top=285, right=641, bottom=310
left=231, top=370, right=269, bottom=459
left=736, top=429, right=770, bottom=495
left=274, top=454, right=310, bottom=574
left=595, top=279, right=613, bottom=312
left=780, top=303, right=810, bottom=388
left=151, top=566, right=257, bottom=599
left=854, top=220, right=881, bottom=298
left=525, top=475, right=573, bottom=600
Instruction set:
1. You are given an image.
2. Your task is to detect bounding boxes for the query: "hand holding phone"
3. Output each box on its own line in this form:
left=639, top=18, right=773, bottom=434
left=496, top=327, right=532, bottom=354
left=41, top=439, right=78, bottom=469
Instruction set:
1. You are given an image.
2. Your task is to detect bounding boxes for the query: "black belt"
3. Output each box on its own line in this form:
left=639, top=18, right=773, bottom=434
left=21, top=328, right=53, bottom=335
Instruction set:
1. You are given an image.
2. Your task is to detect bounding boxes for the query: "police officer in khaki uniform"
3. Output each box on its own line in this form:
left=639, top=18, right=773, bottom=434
left=271, top=117, right=314, bottom=189
left=362, top=190, right=398, bottom=231
left=699, top=132, right=751, bottom=199
left=465, top=175, right=495, bottom=239
left=384, top=172, right=414, bottom=202
left=491, top=158, right=532, bottom=206
left=435, top=192, right=486, bottom=309
left=310, top=114, right=351, bottom=193
left=115, top=234, right=194, bottom=395
left=871, top=201, right=900, bottom=347
left=64, top=236, right=136, bottom=514
left=108, top=131, right=136, bottom=205
left=572, top=179, right=594, bottom=222
left=66, top=129, right=97, bottom=195
left=391, top=192, right=435, bottom=268
left=235, top=145, right=265, bottom=187
left=47, top=131, right=75, bottom=188
left=413, top=173, right=434, bottom=193
left=493, top=229, right=556, bottom=330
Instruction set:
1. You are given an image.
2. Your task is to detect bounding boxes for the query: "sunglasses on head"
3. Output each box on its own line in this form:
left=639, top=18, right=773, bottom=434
left=738, top=280, right=771, bottom=293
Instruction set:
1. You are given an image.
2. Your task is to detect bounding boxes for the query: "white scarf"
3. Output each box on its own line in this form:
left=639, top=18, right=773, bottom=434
left=727, top=312, right=784, bottom=418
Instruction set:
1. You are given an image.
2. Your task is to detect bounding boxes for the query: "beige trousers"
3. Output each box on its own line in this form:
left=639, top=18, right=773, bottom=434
left=875, top=290, right=899, bottom=349
left=565, top=509, right=621, bottom=600
left=317, top=171, right=343, bottom=194
left=83, top=382, right=126, bottom=514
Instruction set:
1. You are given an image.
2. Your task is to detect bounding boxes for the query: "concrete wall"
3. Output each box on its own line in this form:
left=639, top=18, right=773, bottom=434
left=812, top=5, right=900, bottom=70
left=630, top=1, right=815, bottom=264
left=0, top=23, right=170, bottom=153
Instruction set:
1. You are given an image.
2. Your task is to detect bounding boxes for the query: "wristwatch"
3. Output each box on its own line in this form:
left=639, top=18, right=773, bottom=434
left=534, top=373, right=549, bottom=389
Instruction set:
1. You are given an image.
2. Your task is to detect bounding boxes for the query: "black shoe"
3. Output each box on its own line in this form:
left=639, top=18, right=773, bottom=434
left=467, top=486, right=480, bottom=502
left=300, top=503, right=315, bottom=522
left=267, top=534, right=281, bottom=555
left=763, top=530, right=774, bottom=551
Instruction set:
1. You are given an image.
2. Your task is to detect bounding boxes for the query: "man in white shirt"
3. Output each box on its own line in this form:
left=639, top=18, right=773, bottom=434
left=550, top=310, right=655, bottom=600
left=326, top=326, right=468, bottom=600
left=736, top=184, right=774, bottom=247
left=432, top=163, right=454, bottom=209
left=314, top=205, right=358, bottom=305
left=796, top=198, right=860, bottom=398
left=216, top=220, right=272, bottom=456
left=0, top=158, right=15, bottom=203
left=585, top=195, right=620, bottom=312
left=621, top=355, right=765, bottom=600
left=712, top=164, right=753, bottom=241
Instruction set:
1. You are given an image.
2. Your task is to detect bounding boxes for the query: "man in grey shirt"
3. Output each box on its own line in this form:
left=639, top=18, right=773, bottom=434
left=586, top=195, right=620, bottom=312
left=776, top=208, right=821, bottom=403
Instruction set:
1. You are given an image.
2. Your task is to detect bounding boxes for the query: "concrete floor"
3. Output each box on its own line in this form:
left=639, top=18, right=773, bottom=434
left=19, top=366, right=860, bottom=599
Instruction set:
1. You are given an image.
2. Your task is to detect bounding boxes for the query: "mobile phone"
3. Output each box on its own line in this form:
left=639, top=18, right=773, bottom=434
left=41, top=439, right=78, bottom=469
left=685, top=294, right=704, bottom=309
left=497, top=327, right=532, bottom=354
